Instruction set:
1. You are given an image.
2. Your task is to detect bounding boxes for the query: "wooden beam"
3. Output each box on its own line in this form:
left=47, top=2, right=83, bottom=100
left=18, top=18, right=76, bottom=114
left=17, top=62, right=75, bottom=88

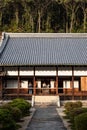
left=72, top=66, right=74, bottom=100
left=56, top=66, right=58, bottom=95
left=33, top=67, right=36, bottom=95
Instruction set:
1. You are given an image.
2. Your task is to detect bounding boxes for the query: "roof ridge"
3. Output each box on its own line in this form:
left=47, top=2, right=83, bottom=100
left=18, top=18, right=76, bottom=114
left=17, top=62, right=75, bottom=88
left=5, top=33, right=87, bottom=38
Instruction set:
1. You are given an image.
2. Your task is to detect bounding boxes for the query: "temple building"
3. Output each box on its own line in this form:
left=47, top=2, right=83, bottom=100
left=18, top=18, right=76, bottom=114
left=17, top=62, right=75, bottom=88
left=0, top=33, right=87, bottom=101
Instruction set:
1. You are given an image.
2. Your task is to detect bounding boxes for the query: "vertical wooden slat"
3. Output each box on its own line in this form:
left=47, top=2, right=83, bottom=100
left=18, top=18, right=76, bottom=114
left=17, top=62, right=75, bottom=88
left=56, top=66, right=58, bottom=95
left=33, top=67, right=36, bottom=95
left=72, top=66, right=74, bottom=100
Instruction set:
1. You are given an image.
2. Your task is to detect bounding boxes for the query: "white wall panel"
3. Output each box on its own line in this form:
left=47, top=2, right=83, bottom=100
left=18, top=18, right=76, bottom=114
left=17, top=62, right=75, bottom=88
left=7, top=71, right=18, bottom=76
left=35, top=70, right=56, bottom=76
left=58, top=67, right=72, bottom=76
left=74, top=67, right=87, bottom=76
left=20, top=71, right=34, bottom=76
left=74, top=70, right=87, bottom=76
left=35, top=67, right=56, bottom=76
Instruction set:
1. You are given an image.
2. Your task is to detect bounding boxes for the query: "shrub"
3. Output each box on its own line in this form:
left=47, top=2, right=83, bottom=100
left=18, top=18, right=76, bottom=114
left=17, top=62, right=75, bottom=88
left=11, top=107, right=22, bottom=121
left=64, top=101, right=82, bottom=112
left=74, top=112, right=87, bottom=130
left=1, top=103, right=22, bottom=121
left=0, top=108, right=16, bottom=130
left=9, top=98, right=31, bottom=116
left=69, top=107, right=87, bottom=122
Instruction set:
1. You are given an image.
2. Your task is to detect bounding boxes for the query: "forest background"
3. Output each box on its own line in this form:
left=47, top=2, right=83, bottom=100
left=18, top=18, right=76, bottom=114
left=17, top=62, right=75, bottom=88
left=0, top=0, right=87, bottom=33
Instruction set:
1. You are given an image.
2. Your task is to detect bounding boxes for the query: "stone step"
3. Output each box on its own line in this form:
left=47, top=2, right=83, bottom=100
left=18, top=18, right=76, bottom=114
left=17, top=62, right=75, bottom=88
left=32, top=96, right=60, bottom=107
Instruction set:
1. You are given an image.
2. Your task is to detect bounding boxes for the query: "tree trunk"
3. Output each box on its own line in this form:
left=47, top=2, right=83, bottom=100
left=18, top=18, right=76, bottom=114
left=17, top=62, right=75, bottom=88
left=65, top=8, right=69, bottom=33
left=30, top=15, right=34, bottom=33
left=83, top=10, right=87, bottom=32
left=38, top=10, right=41, bottom=33
left=15, top=7, right=19, bottom=27
left=46, top=15, right=50, bottom=32
left=70, top=9, right=75, bottom=33
left=0, top=12, right=2, bottom=27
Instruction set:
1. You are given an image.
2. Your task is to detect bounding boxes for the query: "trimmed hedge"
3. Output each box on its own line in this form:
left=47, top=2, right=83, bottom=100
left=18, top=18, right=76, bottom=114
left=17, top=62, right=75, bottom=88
left=9, top=98, right=31, bottom=116
left=2, top=103, right=22, bottom=121
left=64, top=101, right=82, bottom=112
left=0, top=98, right=31, bottom=130
left=69, top=107, right=87, bottom=123
left=75, top=112, right=87, bottom=130
left=0, top=108, right=16, bottom=130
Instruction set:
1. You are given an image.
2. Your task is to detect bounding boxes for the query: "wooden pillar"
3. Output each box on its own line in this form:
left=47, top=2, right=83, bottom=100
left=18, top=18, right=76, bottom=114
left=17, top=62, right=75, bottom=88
left=33, top=67, right=36, bottom=95
left=56, top=66, right=58, bottom=95
left=2, top=67, right=4, bottom=99
left=72, top=66, right=74, bottom=100
left=17, top=67, right=20, bottom=97
left=0, top=77, right=3, bottom=99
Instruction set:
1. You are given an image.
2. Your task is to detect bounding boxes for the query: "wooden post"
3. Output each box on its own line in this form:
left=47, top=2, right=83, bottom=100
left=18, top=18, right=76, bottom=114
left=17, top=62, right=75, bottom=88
left=72, top=66, right=74, bottom=100
left=56, top=66, right=58, bottom=95
left=33, top=67, right=36, bottom=95
left=2, top=67, right=4, bottom=99
left=0, top=77, right=3, bottom=99
left=17, top=67, right=20, bottom=97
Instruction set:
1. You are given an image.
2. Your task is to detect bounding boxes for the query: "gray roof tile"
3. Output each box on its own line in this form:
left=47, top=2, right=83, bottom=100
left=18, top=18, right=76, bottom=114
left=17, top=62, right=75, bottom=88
left=0, top=34, right=87, bottom=66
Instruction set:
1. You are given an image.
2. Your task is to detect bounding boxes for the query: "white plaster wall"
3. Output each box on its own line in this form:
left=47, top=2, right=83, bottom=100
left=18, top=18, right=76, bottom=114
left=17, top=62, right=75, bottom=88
left=35, top=70, right=56, bottom=76
left=74, top=67, right=87, bottom=76
left=58, top=67, right=72, bottom=76
left=74, top=70, right=87, bottom=76
left=58, top=70, right=72, bottom=76
left=7, top=71, right=18, bottom=76
left=20, top=71, right=34, bottom=76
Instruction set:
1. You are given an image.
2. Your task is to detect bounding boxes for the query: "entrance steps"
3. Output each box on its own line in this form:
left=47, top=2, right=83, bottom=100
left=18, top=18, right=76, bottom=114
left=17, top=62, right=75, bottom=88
left=32, top=96, right=60, bottom=107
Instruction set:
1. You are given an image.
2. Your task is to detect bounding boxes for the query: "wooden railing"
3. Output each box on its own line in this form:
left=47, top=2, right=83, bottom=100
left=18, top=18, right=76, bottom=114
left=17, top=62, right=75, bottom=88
left=3, top=88, right=87, bottom=100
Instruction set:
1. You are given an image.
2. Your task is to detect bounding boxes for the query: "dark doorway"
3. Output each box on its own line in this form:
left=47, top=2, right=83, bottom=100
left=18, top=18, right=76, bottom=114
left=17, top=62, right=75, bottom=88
left=58, top=79, right=63, bottom=93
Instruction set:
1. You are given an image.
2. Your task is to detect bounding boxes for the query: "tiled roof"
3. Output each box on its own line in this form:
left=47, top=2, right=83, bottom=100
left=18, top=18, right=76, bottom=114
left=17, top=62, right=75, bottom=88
left=0, top=33, right=87, bottom=66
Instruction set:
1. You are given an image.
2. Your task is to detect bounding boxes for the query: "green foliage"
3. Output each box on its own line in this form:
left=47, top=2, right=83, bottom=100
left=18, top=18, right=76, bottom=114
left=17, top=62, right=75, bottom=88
left=68, top=107, right=87, bottom=123
left=9, top=98, right=31, bottom=116
left=0, top=0, right=87, bottom=33
left=0, top=108, right=16, bottom=130
left=64, top=101, right=82, bottom=112
left=0, top=98, right=31, bottom=130
left=1, top=103, right=22, bottom=121
left=11, top=107, right=22, bottom=122
left=74, top=112, right=87, bottom=130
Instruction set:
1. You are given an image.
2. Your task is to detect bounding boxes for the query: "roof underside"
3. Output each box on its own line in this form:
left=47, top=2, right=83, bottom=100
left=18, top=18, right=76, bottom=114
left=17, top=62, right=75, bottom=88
left=0, top=33, right=87, bottom=66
